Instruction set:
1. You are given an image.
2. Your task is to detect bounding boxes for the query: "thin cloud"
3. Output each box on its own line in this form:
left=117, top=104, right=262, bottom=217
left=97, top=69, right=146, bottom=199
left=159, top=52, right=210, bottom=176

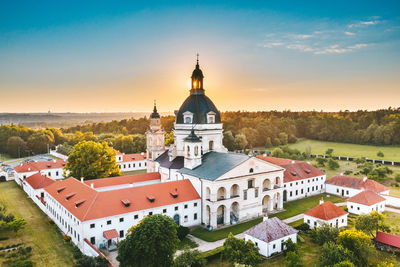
left=345, top=31, right=355, bottom=36
left=348, top=20, right=380, bottom=28
left=262, top=42, right=284, bottom=48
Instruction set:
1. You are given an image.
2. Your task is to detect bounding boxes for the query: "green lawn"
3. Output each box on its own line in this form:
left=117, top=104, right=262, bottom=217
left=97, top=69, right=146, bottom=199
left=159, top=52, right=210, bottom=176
left=0, top=153, right=14, bottom=162
left=285, top=139, right=400, bottom=161
left=177, top=237, right=199, bottom=250
left=122, top=169, right=147, bottom=176
left=191, top=193, right=345, bottom=242
left=0, top=181, right=75, bottom=266
left=384, top=211, right=400, bottom=236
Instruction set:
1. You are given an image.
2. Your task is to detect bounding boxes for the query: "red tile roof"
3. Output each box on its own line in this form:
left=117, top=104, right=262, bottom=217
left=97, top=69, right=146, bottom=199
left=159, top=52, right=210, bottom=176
left=304, top=201, right=348, bottom=221
left=14, top=160, right=67, bottom=173
left=25, top=173, right=55, bottom=189
left=103, top=229, right=119, bottom=240
left=375, top=231, right=400, bottom=248
left=326, top=175, right=388, bottom=193
left=122, top=153, right=146, bottom=162
left=84, top=172, right=160, bottom=188
left=347, top=190, right=386, bottom=206
left=45, top=176, right=200, bottom=221
left=257, top=156, right=325, bottom=183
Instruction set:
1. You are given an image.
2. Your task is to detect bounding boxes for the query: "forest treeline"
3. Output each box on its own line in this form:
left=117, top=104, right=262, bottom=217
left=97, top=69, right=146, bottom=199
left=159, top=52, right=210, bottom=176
left=1, top=108, right=399, bottom=157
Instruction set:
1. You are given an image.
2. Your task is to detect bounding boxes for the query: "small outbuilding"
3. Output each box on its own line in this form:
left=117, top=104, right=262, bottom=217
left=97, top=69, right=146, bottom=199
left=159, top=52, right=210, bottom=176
left=347, top=190, right=386, bottom=215
left=245, top=216, right=298, bottom=257
left=374, top=231, right=400, bottom=254
left=304, top=200, right=348, bottom=228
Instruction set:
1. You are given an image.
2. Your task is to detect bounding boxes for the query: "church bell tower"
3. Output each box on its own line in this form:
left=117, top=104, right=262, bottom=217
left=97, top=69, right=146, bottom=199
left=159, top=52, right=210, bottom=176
left=146, top=101, right=166, bottom=172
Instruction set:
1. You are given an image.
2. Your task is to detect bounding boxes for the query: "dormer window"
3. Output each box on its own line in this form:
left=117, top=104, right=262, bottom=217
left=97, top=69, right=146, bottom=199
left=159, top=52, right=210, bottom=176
left=183, top=111, right=193, bottom=124
left=207, top=111, right=216, bottom=124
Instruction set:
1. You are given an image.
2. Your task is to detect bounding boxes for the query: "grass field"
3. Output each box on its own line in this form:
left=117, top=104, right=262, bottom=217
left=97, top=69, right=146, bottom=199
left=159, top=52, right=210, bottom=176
left=285, top=139, right=400, bottom=161
left=0, top=181, right=75, bottom=266
left=191, top=193, right=345, bottom=242
left=0, top=153, right=13, bottom=162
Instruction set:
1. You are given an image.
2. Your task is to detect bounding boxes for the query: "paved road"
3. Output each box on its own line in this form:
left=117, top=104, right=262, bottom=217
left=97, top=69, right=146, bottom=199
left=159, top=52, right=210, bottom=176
left=386, top=207, right=400, bottom=214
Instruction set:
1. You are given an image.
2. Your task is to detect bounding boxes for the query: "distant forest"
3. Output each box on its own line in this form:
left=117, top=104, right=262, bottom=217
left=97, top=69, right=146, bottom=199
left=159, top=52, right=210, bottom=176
left=1, top=108, right=399, bottom=157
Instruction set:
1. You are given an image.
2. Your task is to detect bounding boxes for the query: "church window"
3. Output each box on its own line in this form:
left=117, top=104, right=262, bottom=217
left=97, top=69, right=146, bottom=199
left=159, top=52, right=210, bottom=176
left=248, top=179, right=254, bottom=189
left=194, top=146, right=199, bottom=156
left=185, top=117, right=192, bottom=124
left=255, top=189, right=258, bottom=198
left=209, top=140, right=214, bottom=151
left=187, top=146, right=190, bottom=156
left=184, top=216, right=188, bottom=222
left=249, top=168, right=254, bottom=173
left=243, top=191, right=247, bottom=200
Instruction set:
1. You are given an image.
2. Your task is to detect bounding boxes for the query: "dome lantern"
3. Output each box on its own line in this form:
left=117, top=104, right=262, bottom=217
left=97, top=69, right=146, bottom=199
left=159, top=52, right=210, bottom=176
left=191, top=54, right=204, bottom=93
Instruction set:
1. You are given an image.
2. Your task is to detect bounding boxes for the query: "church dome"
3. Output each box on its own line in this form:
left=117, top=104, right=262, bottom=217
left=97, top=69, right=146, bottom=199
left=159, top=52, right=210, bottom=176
left=176, top=93, right=221, bottom=124
left=176, top=57, right=221, bottom=124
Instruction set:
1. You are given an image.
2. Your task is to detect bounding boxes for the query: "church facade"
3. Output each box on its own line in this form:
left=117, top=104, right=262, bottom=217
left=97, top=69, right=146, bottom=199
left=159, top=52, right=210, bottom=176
left=146, top=59, right=285, bottom=229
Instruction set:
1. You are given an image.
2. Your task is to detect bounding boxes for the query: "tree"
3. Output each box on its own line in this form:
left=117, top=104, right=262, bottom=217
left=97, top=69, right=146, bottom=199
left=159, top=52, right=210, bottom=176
left=117, top=215, right=179, bottom=267
left=174, top=249, right=207, bottom=267
left=7, top=136, right=27, bottom=158
left=325, top=148, right=334, bottom=157
left=311, top=224, right=339, bottom=245
left=165, top=131, right=174, bottom=146
left=282, top=238, right=298, bottom=255
left=241, top=128, right=258, bottom=148
left=270, top=147, right=284, bottom=158
left=27, top=130, right=54, bottom=154
left=223, top=131, right=235, bottom=151
left=65, top=141, right=121, bottom=180
left=377, top=151, right=384, bottom=157
left=279, top=132, right=289, bottom=145
left=355, top=211, right=390, bottom=238
left=327, top=158, right=339, bottom=170
left=265, top=137, right=272, bottom=148
left=284, top=251, right=304, bottom=267
left=222, top=233, right=263, bottom=266
left=333, top=261, right=355, bottom=267
left=319, top=242, right=353, bottom=267
left=337, top=229, right=376, bottom=266
left=316, top=157, right=327, bottom=167
left=234, top=134, right=248, bottom=150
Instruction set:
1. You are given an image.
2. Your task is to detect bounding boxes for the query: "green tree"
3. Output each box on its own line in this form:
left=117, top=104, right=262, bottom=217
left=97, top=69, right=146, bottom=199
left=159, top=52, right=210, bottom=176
left=27, top=130, right=54, bottom=154
left=337, top=229, right=376, bottom=266
left=234, top=134, right=248, bottom=150
left=222, top=233, right=263, bottom=267
left=282, top=238, right=298, bottom=255
left=325, top=148, right=334, bottom=157
left=279, top=132, right=289, bottom=145
left=265, top=137, right=272, bottom=148
left=311, top=224, right=339, bottom=245
left=7, top=136, right=27, bottom=158
left=65, top=141, right=121, bottom=180
left=377, top=151, right=384, bottom=157
left=316, top=157, right=327, bottom=167
left=117, top=215, right=179, bottom=267
left=355, top=211, right=390, bottom=238
left=333, top=261, right=355, bottom=267
left=284, top=251, right=304, bottom=267
left=223, top=131, right=235, bottom=151
left=327, top=158, right=339, bottom=170
left=319, top=242, right=353, bottom=267
left=270, top=147, right=284, bottom=158
left=241, top=128, right=258, bottom=148
left=174, top=249, right=206, bottom=267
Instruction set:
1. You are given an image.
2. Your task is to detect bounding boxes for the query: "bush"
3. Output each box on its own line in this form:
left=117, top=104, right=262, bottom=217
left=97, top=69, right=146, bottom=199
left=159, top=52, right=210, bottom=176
left=201, top=247, right=223, bottom=261
left=344, top=170, right=353, bottom=175
left=327, top=158, right=339, bottom=170
left=395, top=173, right=400, bottom=183
left=63, top=235, right=71, bottom=242
left=311, top=224, right=339, bottom=245
left=295, top=223, right=310, bottom=232
left=377, top=151, right=384, bottom=157
left=177, top=225, right=190, bottom=241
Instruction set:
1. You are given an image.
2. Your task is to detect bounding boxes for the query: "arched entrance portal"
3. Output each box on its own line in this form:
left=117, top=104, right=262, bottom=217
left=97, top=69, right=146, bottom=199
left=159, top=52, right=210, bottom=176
left=283, top=190, right=287, bottom=202
left=217, top=205, right=225, bottom=225
left=230, top=202, right=239, bottom=224
left=262, top=195, right=272, bottom=213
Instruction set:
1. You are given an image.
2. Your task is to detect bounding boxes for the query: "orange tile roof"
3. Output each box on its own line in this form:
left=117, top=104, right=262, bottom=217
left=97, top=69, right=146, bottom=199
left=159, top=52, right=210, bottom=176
left=45, top=176, right=200, bottom=221
left=122, top=153, right=146, bottom=162
left=14, top=160, right=67, bottom=173
left=257, top=156, right=325, bottom=183
left=375, top=231, right=400, bottom=248
left=326, top=175, right=388, bottom=193
left=348, top=190, right=386, bottom=206
left=304, top=201, right=348, bottom=221
left=103, top=229, right=119, bottom=240
left=25, top=173, right=55, bottom=189
left=84, top=172, right=160, bottom=188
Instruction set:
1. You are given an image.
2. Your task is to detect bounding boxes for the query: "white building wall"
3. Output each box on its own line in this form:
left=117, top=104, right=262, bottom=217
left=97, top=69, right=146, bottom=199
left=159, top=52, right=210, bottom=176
left=118, top=160, right=147, bottom=172
left=347, top=201, right=386, bottom=215
left=283, top=174, right=326, bottom=202
left=304, top=214, right=348, bottom=228
left=325, top=184, right=361, bottom=197
left=44, top=192, right=201, bottom=253
left=245, top=233, right=297, bottom=257
left=380, top=194, right=400, bottom=208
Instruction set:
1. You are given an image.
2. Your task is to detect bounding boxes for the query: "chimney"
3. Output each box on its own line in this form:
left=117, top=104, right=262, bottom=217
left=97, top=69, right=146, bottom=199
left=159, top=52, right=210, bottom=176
left=80, top=177, right=84, bottom=183
left=263, top=215, right=269, bottom=222
left=53, top=159, right=56, bottom=163
left=28, top=167, right=31, bottom=171
left=363, top=176, right=367, bottom=182
left=63, top=159, right=66, bottom=162
left=141, top=152, right=144, bottom=156
left=319, top=197, right=324, bottom=205
left=291, top=160, right=295, bottom=164
left=90, top=183, right=94, bottom=188
left=263, top=153, right=267, bottom=157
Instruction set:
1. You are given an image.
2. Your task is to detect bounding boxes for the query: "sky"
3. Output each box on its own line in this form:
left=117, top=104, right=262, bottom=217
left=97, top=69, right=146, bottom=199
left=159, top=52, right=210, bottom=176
left=1, top=0, right=400, bottom=113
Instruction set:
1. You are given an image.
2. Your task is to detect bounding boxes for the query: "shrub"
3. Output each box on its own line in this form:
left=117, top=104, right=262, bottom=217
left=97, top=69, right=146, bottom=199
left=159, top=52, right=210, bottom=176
left=47, top=218, right=55, bottom=224
left=377, top=151, right=384, bottom=157
left=395, top=173, right=400, bottom=183
left=344, top=170, right=353, bottom=175
left=295, top=223, right=310, bottom=232
left=177, top=225, right=190, bottom=241
left=63, top=235, right=71, bottom=242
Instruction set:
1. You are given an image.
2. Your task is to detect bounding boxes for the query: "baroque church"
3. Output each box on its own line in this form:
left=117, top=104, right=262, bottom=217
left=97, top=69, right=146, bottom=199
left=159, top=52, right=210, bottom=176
left=146, top=58, right=285, bottom=229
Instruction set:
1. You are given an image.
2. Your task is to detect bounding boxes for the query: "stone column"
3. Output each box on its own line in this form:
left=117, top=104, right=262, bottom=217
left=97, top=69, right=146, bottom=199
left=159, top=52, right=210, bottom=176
left=224, top=205, right=230, bottom=226
left=210, top=207, right=218, bottom=229
left=268, top=196, right=274, bottom=212
left=278, top=193, right=283, bottom=210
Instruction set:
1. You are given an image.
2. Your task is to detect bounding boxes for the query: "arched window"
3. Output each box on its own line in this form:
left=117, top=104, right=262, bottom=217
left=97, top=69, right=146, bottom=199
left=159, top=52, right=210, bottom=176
left=249, top=168, right=254, bottom=173
left=185, top=117, right=192, bottom=124
left=194, top=146, right=199, bottom=156
left=187, top=146, right=190, bottom=156
left=149, top=137, right=153, bottom=145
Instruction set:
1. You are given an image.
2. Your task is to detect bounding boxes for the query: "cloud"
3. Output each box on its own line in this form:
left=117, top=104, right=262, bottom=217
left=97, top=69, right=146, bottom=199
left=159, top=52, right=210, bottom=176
left=286, top=44, right=314, bottom=52
left=314, top=43, right=369, bottom=55
left=348, top=43, right=368, bottom=49
left=348, top=20, right=380, bottom=28
left=344, top=31, right=355, bottom=36
left=293, top=34, right=313, bottom=39
left=262, top=42, right=284, bottom=48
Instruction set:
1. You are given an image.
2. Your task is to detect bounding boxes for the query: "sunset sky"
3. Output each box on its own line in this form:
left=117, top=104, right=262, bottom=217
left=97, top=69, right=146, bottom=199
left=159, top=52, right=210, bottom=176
left=1, top=0, right=399, bottom=113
